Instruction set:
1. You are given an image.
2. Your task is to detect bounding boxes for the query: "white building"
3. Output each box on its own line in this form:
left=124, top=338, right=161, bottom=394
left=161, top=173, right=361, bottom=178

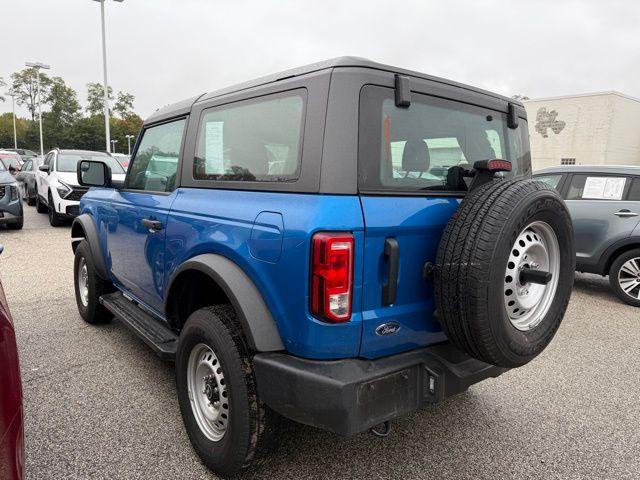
left=523, top=92, right=640, bottom=170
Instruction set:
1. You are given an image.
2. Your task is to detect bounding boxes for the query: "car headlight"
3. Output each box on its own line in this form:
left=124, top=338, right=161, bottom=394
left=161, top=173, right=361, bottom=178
left=57, top=181, right=72, bottom=199
left=10, top=183, right=19, bottom=201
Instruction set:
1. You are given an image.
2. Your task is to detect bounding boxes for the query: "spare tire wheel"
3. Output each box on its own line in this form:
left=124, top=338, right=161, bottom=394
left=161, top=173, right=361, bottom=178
left=435, top=179, right=575, bottom=368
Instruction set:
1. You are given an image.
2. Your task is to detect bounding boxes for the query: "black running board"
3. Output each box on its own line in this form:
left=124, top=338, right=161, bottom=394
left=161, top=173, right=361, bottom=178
left=100, top=292, right=178, bottom=361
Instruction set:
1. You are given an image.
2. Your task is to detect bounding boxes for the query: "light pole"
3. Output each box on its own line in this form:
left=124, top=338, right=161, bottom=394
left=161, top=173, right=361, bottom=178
left=111, top=139, right=118, bottom=153
left=25, top=61, right=50, bottom=157
left=125, top=134, right=134, bottom=155
left=92, top=0, right=124, bottom=153
left=5, top=90, right=18, bottom=148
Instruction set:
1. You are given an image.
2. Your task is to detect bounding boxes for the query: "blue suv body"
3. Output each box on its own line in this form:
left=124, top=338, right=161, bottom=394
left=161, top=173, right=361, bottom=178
left=71, top=58, right=534, bottom=475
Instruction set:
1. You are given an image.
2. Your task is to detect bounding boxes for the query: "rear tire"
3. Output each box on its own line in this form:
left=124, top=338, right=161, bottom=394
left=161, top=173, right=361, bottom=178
left=609, top=249, right=640, bottom=307
left=176, top=305, right=281, bottom=477
left=435, top=179, right=575, bottom=368
left=74, top=239, right=112, bottom=324
left=27, top=186, right=36, bottom=206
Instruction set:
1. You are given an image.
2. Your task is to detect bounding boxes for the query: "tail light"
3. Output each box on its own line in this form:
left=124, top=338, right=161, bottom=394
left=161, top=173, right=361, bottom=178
left=310, top=232, right=354, bottom=323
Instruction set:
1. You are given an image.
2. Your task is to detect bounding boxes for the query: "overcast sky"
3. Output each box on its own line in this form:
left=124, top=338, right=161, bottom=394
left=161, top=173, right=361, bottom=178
left=2, top=0, right=639, bottom=118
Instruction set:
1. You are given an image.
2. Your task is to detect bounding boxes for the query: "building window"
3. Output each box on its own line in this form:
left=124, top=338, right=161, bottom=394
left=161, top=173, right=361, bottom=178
left=561, top=158, right=576, bottom=165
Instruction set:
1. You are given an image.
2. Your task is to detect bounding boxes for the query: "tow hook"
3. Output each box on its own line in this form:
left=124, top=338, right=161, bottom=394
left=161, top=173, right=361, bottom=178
left=370, top=421, right=392, bottom=438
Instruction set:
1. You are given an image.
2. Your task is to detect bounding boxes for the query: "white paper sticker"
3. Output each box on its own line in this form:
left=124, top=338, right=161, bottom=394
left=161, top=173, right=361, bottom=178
left=582, top=177, right=626, bottom=200
left=205, top=121, right=224, bottom=175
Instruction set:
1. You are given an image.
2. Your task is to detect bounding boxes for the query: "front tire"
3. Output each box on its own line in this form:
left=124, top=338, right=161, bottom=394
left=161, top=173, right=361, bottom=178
left=609, top=249, right=640, bottom=307
left=48, top=191, right=65, bottom=226
left=27, top=185, right=36, bottom=206
left=176, top=306, right=281, bottom=477
left=74, top=240, right=112, bottom=324
left=36, top=193, right=47, bottom=213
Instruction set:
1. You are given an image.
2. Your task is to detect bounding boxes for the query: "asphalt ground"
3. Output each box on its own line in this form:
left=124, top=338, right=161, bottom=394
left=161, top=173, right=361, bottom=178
left=0, top=205, right=638, bottom=479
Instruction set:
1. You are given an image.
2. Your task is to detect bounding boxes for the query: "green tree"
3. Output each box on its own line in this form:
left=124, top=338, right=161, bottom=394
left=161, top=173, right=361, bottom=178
left=86, top=82, right=113, bottom=117
left=10, top=67, right=53, bottom=120
left=48, top=77, right=81, bottom=127
left=113, top=91, right=135, bottom=119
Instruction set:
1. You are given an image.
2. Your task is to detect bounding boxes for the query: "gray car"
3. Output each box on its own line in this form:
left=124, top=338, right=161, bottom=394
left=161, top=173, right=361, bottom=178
left=534, top=165, right=640, bottom=306
left=15, top=156, right=42, bottom=206
left=0, top=161, right=23, bottom=230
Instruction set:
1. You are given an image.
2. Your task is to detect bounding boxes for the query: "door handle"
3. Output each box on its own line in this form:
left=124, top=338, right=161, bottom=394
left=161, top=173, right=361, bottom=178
left=141, top=218, right=163, bottom=232
left=382, top=238, right=399, bottom=306
left=614, top=209, right=639, bottom=218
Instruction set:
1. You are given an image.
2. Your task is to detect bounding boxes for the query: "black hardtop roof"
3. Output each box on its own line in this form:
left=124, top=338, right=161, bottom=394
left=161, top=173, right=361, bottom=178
left=145, top=56, right=521, bottom=124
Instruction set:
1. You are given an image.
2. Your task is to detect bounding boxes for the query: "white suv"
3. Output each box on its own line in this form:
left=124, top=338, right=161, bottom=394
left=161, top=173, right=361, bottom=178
left=36, top=149, right=126, bottom=226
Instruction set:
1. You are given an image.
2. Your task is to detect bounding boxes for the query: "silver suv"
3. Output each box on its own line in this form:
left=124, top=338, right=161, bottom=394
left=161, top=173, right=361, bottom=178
left=534, top=165, right=640, bottom=306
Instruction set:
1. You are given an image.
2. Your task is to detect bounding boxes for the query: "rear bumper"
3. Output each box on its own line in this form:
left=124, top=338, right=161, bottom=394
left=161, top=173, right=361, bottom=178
left=253, top=342, right=507, bottom=436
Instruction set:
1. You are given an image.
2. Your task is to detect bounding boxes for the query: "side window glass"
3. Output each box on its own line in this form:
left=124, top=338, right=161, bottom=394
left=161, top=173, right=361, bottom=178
left=193, top=91, right=305, bottom=182
left=23, top=160, right=32, bottom=171
left=534, top=174, right=562, bottom=190
left=627, top=178, right=640, bottom=201
left=127, top=119, right=186, bottom=192
left=566, top=175, right=626, bottom=200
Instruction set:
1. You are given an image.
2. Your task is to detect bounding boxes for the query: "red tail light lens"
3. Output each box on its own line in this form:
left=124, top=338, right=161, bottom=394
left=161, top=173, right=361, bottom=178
left=310, top=232, right=354, bottom=323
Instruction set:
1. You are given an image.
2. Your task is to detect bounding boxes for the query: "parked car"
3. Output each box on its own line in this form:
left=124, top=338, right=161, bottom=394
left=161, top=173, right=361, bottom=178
left=0, top=253, right=25, bottom=480
left=0, top=161, right=23, bottom=230
left=0, top=151, right=23, bottom=176
left=534, top=165, right=640, bottom=306
left=111, top=153, right=131, bottom=169
left=70, top=58, right=575, bottom=477
left=35, top=149, right=126, bottom=226
left=3, top=149, right=37, bottom=160
left=15, top=156, right=43, bottom=206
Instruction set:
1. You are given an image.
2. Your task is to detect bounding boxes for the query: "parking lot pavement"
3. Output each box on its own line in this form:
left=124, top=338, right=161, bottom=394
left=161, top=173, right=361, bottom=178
left=0, top=205, right=638, bottom=480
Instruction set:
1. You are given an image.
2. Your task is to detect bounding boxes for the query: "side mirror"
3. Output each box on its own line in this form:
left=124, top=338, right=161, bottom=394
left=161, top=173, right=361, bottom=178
left=38, top=164, right=50, bottom=173
left=77, top=160, right=112, bottom=187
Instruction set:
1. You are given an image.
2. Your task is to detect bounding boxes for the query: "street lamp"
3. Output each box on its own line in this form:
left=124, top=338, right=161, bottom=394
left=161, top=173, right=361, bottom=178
left=5, top=90, right=18, bottom=149
left=125, top=134, right=134, bottom=155
left=92, top=0, right=124, bottom=153
left=25, top=61, right=50, bottom=157
left=111, top=139, right=118, bottom=153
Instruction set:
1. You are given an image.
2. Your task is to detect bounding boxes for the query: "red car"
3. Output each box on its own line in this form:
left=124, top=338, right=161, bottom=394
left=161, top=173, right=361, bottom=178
left=0, top=253, right=24, bottom=480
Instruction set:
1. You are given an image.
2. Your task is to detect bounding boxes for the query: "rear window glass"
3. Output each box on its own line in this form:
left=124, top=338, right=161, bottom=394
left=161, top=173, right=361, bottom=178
left=627, top=178, right=640, bottom=201
left=358, top=86, right=530, bottom=193
left=194, top=91, right=305, bottom=182
left=534, top=174, right=563, bottom=190
left=566, top=175, right=627, bottom=200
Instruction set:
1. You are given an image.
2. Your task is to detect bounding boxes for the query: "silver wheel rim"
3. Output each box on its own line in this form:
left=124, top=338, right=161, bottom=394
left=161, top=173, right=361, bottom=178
left=187, top=343, right=229, bottom=442
left=617, top=257, right=640, bottom=300
left=77, top=258, right=89, bottom=307
left=504, top=221, right=560, bottom=331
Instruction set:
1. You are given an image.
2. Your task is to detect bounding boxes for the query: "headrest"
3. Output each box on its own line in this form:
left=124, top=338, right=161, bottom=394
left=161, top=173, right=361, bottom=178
left=402, top=138, right=430, bottom=172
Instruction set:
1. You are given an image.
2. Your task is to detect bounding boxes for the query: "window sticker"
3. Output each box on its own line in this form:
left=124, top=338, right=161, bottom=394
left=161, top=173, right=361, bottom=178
left=205, top=121, right=224, bottom=175
left=582, top=177, right=626, bottom=200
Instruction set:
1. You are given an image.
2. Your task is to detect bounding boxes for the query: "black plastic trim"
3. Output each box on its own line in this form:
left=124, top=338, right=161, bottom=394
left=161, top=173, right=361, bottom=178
left=71, top=214, right=108, bottom=279
left=253, top=342, right=507, bottom=436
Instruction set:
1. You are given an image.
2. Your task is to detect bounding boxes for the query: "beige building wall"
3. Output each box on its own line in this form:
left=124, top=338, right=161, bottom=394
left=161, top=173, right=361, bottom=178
left=523, top=92, right=640, bottom=171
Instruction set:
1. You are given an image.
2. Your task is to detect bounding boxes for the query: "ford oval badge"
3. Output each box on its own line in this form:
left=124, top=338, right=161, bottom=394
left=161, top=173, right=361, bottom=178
left=375, top=322, right=401, bottom=336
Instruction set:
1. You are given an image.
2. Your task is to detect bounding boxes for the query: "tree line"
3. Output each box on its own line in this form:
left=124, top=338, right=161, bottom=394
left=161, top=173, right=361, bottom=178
left=0, top=67, right=142, bottom=154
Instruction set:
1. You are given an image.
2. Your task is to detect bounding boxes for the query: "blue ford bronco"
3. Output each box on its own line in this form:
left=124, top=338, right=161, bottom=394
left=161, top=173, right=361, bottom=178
left=71, top=58, right=575, bottom=477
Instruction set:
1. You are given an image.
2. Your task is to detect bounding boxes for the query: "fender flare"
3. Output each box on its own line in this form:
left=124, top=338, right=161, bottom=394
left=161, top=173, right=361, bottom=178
left=596, top=236, right=640, bottom=274
left=71, top=214, right=108, bottom=280
left=165, top=254, right=285, bottom=352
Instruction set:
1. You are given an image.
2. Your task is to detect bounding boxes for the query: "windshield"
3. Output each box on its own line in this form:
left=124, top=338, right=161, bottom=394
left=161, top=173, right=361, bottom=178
left=0, top=154, right=21, bottom=170
left=0, top=160, right=5, bottom=171
left=358, top=86, right=531, bottom=193
left=57, top=154, right=125, bottom=174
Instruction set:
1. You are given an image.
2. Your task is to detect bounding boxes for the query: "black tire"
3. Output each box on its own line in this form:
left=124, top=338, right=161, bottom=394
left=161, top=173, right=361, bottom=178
left=48, top=191, right=65, bottom=226
left=435, top=179, right=575, bottom=368
left=608, top=249, right=640, bottom=307
left=27, top=186, right=36, bottom=206
left=73, top=239, right=112, bottom=324
left=6, top=217, right=23, bottom=230
left=176, top=306, right=281, bottom=477
left=35, top=193, right=47, bottom=213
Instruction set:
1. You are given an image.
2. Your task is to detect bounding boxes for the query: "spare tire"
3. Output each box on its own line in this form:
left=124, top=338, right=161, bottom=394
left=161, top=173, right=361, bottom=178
left=435, top=178, right=575, bottom=368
